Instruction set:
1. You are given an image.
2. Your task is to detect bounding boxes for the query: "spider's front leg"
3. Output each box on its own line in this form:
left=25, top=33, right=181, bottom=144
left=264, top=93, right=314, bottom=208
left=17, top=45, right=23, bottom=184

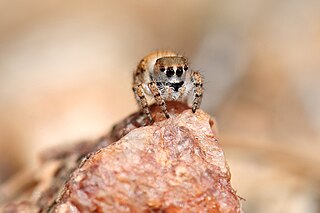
left=132, top=83, right=153, bottom=122
left=148, top=81, right=170, bottom=119
left=191, top=71, right=203, bottom=113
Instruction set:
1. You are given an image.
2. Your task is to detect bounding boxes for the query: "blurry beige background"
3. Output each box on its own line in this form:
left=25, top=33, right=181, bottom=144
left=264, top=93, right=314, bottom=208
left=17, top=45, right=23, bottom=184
left=0, top=0, right=319, bottom=212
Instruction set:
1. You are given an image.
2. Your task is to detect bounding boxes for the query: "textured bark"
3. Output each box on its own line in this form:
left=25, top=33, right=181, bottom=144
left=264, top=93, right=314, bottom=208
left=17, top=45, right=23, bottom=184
left=0, top=102, right=241, bottom=213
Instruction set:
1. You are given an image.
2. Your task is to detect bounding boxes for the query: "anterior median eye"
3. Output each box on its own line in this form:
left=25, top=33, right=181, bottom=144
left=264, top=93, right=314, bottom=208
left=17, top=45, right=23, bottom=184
left=166, top=67, right=174, bottom=77
left=176, top=67, right=183, bottom=77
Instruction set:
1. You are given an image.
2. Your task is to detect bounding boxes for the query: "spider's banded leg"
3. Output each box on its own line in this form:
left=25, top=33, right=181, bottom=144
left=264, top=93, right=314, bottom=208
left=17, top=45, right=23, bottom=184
left=132, top=84, right=153, bottom=122
left=191, top=71, right=203, bottom=113
left=148, top=82, right=170, bottom=118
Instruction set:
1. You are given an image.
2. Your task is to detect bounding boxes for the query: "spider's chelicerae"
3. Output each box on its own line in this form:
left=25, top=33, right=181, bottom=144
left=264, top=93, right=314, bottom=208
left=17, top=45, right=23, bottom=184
left=133, top=51, right=203, bottom=122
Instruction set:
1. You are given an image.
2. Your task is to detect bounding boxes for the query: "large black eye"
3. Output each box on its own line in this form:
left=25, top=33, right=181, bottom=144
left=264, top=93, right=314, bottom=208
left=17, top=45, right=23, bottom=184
left=166, top=67, right=174, bottom=77
left=160, top=67, right=165, bottom=72
left=176, top=66, right=183, bottom=77
left=184, top=65, right=188, bottom=71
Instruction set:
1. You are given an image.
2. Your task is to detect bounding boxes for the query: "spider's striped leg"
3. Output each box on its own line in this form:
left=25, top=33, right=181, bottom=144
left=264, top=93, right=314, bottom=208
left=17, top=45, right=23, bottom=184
left=132, top=83, right=153, bottom=122
left=191, top=71, right=203, bottom=113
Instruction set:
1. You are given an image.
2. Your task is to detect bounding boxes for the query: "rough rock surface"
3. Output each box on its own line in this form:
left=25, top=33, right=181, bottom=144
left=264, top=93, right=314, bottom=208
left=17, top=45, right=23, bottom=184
left=0, top=102, right=241, bottom=212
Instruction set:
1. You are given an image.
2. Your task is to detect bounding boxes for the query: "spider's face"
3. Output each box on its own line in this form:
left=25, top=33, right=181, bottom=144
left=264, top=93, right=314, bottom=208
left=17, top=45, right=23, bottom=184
left=153, top=56, right=189, bottom=92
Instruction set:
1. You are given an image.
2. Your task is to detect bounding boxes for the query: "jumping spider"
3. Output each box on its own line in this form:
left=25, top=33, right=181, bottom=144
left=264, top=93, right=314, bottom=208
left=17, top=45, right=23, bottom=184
left=133, top=51, right=203, bottom=122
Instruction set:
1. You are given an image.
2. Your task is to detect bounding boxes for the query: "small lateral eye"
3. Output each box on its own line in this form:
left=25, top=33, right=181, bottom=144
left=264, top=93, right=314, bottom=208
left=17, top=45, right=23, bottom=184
left=184, top=65, right=188, bottom=71
left=160, top=67, right=166, bottom=72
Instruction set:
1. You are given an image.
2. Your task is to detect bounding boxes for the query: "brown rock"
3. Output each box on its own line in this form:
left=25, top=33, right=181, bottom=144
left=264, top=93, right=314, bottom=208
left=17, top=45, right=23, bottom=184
left=52, top=104, right=241, bottom=212
left=0, top=102, right=241, bottom=212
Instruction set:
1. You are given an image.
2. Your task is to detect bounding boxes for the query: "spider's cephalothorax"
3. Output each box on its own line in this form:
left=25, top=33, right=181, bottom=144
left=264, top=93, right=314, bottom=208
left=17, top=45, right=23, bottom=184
left=132, top=51, right=203, bottom=122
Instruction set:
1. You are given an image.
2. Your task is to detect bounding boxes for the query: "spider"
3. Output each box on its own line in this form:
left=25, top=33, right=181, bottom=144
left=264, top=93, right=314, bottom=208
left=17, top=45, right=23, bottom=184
left=132, top=51, right=203, bottom=122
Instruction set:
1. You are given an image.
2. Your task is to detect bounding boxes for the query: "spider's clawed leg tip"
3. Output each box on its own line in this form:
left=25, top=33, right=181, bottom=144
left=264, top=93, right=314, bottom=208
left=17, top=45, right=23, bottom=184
left=147, top=117, right=154, bottom=124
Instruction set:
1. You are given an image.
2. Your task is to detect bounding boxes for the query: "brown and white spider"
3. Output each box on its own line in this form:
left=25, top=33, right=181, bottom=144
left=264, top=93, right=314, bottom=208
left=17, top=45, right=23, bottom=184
left=132, top=51, right=203, bottom=122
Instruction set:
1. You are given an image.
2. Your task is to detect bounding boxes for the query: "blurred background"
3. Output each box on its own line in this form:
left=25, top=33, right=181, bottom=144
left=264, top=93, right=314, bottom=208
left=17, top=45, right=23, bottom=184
left=0, top=0, right=319, bottom=212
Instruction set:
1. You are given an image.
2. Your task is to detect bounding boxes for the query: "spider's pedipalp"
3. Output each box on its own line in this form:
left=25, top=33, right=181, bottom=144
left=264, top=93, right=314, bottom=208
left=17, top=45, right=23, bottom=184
left=148, top=82, right=169, bottom=118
